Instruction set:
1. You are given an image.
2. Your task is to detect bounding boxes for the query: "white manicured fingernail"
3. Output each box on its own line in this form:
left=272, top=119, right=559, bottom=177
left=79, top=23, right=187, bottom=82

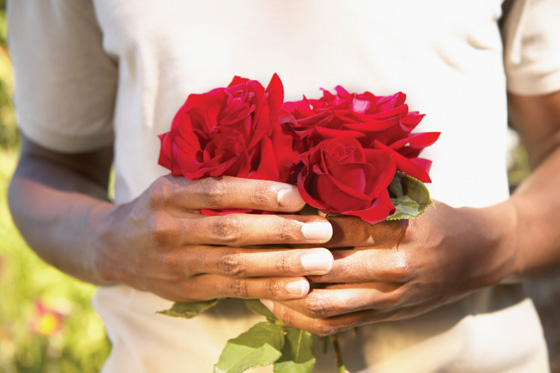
left=285, top=280, right=309, bottom=297
left=301, top=222, right=333, bottom=241
left=277, top=187, right=305, bottom=208
left=301, top=251, right=333, bottom=273
left=261, top=299, right=275, bottom=311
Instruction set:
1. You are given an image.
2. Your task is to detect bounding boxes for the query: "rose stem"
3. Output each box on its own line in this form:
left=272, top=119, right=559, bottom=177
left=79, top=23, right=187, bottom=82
left=321, top=336, right=329, bottom=354
left=330, top=333, right=347, bottom=373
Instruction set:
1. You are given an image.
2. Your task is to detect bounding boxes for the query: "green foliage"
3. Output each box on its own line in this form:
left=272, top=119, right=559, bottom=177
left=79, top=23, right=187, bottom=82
left=0, top=150, right=111, bottom=372
left=157, top=299, right=218, bottom=319
left=274, top=328, right=315, bottom=373
left=214, top=322, right=285, bottom=373
left=387, top=172, right=433, bottom=220
left=244, top=299, right=278, bottom=321
left=0, top=9, right=18, bottom=150
left=0, top=7, right=110, bottom=370
left=162, top=298, right=319, bottom=372
left=0, top=4, right=7, bottom=47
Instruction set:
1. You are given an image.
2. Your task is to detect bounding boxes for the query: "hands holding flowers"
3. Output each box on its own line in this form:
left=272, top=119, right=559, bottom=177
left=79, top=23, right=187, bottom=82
left=152, top=74, right=515, bottom=372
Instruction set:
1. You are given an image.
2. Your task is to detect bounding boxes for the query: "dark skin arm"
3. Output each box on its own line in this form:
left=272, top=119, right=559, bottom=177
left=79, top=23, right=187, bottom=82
left=261, top=91, right=560, bottom=336
left=8, top=134, right=336, bottom=302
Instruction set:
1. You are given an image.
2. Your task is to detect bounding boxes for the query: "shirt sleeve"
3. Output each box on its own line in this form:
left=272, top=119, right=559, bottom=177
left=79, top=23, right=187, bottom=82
left=8, top=0, right=118, bottom=153
left=502, top=0, right=560, bottom=95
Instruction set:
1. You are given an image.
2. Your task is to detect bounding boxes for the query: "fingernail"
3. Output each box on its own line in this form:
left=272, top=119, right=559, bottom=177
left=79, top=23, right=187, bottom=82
left=301, top=222, right=333, bottom=241
left=301, top=251, right=333, bottom=273
left=285, top=279, right=310, bottom=297
left=260, top=299, right=274, bottom=311
left=277, top=187, right=305, bottom=208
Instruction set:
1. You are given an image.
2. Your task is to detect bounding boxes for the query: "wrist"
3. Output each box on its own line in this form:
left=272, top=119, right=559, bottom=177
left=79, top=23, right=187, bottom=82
left=466, top=202, right=520, bottom=287
left=89, top=201, right=125, bottom=285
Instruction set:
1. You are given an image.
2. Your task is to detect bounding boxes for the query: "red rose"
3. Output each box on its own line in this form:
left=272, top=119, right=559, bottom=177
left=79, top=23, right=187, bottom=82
left=158, top=74, right=299, bottom=183
left=281, top=86, right=439, bottom=182
left=297, top=136, right=397, bottom=225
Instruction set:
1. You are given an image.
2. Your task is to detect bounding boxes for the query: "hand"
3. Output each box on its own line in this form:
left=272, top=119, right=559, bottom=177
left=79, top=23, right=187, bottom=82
left=261, top=202, right=517, bottom=335
left=90, top=175, right=335, bottom=302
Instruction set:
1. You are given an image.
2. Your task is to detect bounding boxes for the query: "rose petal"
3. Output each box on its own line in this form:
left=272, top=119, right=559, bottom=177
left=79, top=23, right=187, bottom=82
left=363, top=149, right=397, bottom=196
left=314, top=173, right=373, bottom=212
left=327, top=163, right=371, bottom=193
left=157, top=133, right=173, bottom=170
left=343, top=118, right=400, bottom=133
left=253, top=136, right=280, bottom=181
left=389, top=132, right=441, bottom=151
left=265, top=73, right=284, bottom=125
left=228, top=76, right=251, bottom=87
left=345, top=190, right=395, bottom=225
left=297, top=169, right=327, bottom=210
left=410, top=157, right=433, bottom=175
left=400, top=112, right=425, bottom=132
left=373, top=140, right=431, bottom=182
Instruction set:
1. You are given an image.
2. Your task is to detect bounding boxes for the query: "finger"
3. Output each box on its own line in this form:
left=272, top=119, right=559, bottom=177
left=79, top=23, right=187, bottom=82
left=261, top=296, right=443, bottom=336
left=180, top=214, right=333, bottom=246
left=150, top=175, right=306, bottom=212
left=307, top=247, right=412, bottom=284
left=270, top=284, right=403, bottom=319
left=260, top=298, right=390, bottom=336
left=184, top=274, right=312, bottom=301
left=182, top=246, right=334, bottom=277
left=325, top=216, right=407, bottom=248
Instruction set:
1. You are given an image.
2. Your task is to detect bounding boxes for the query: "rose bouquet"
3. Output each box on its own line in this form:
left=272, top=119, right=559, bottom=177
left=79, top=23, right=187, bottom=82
left=157, top=74, right=439, bottom=372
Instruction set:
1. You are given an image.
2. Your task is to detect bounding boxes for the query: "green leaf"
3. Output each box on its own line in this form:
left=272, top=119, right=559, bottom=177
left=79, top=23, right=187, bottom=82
left=274, top=328, right=316, bottom=373
left=387, top=172, right=434, bottom=221
left=214, top=322, right=286, bottom=373
left=157, top=299, right=219, bottom=319
left=244, top=299, right=278, bottom=321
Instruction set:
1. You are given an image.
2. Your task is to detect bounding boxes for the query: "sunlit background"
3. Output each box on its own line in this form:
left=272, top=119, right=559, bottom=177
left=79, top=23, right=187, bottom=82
left=0, top=2, right=558, bottom=372
left=0, top=2, right=110, bottom=372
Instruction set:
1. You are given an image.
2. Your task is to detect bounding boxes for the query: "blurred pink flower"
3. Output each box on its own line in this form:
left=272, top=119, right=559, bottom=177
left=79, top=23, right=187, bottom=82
left=29, top=300, right=63, bottom=336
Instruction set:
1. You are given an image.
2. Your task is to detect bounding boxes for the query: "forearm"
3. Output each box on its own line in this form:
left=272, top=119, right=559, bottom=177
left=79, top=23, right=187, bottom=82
left=7, top=137, right=338, bottom=303
left=500, top=91, right=560, bottom=280
left=506, top=145, right=560, bottom=279
left=8, top=152, right=114, bottom=285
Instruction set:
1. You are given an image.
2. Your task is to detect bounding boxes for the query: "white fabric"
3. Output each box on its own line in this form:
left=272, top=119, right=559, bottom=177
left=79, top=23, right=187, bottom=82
left=503, top=0, right=560, bottom=95
left=9, top=0, right=560, bottom=371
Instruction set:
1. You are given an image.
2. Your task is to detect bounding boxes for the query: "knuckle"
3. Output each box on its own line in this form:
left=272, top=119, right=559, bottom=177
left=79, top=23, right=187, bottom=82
left=147, top=178, right=172, bottom=208
left=389, top=253, right=412, bottom=282
left=201, top=177, right=227, bottom=208
left=303, top=294, right=331, bottom=319
left=278, top=219, right=298, bottom=241
left=380, top=288, right=406, bottom=309
left=177, top=281, right=203, bottom=302
left=159, top=250, right=176, bottom=272
left=266, top=280, right=284, bottom=297
left=148, top=213, right=178, bottom=246
left=275, top=254, right=294, bottom=275
left=218, top=253, right=247, bottom=277
left=229, top=278, right=249, bottom=298
left=249, top=183, right=273, bottom=209
left=158, top=250, right=189, bottom=279
left=212, top=215, right=243, bottom=245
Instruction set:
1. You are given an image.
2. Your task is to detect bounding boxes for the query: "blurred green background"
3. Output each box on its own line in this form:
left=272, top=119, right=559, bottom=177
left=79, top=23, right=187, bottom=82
left=0, top=1, right=559, bottom=372
left=0, top=3, right=111, bottom=372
